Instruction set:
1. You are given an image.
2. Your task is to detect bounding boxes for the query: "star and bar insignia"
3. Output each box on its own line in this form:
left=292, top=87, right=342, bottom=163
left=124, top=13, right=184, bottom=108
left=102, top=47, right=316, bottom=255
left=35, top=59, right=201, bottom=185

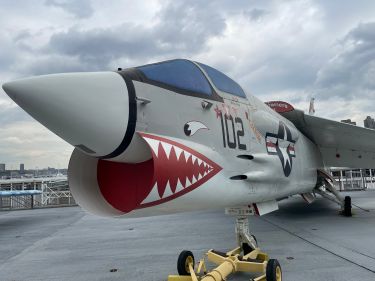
left=265, top=121, right=296, bottom=177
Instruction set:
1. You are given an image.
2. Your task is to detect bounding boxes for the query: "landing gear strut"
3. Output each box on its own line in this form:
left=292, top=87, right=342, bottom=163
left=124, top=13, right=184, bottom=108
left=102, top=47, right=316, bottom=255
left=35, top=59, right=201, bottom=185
left=235, top=216, right=258, bottom=254
left=168, top=206, right=282, bottom=281
left=316, top=170, right=352, bottom=217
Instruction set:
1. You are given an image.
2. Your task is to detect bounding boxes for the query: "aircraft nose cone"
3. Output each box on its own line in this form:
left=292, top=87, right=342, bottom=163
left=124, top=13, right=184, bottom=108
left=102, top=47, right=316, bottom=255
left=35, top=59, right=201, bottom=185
left=2, top=72, right=130, bottom=158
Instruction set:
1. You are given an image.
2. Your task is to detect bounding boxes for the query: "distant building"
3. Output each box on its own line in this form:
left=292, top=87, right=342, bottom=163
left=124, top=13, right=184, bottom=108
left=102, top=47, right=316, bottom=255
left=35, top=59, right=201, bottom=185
left=364, top=116, right=375, bottom=129
left=20, top=163, right=25, bottom=173
left=341, top=119, right=356, bottom=125
left=0, top=164, right=5, bottom=172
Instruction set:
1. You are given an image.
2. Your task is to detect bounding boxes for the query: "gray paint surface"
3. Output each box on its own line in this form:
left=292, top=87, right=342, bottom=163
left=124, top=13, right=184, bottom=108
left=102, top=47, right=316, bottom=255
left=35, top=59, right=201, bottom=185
left=1, top=191, right=375, bottom=281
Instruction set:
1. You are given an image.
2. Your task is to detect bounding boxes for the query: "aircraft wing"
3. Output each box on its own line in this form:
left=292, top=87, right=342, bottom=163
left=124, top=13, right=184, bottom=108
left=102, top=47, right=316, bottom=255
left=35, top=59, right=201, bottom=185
left=269, top=102, right=375, bottom=168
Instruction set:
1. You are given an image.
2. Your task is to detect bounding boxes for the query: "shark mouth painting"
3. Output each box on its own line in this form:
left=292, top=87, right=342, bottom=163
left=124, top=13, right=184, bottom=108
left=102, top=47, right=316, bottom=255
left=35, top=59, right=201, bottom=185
left=97, top=133, right=222, bottom=213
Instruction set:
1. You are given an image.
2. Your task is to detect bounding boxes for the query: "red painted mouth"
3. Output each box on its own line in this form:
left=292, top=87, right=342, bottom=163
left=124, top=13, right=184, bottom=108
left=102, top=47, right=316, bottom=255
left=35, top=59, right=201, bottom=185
left=97, top=133, right=222, bottom=213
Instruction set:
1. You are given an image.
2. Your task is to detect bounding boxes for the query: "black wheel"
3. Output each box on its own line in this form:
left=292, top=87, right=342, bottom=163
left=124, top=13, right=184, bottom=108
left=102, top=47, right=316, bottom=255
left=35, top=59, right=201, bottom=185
left=177, top=250, right=194, bottom=276
left=344, top=196, right=352, bottom=217
left=266, top=259, right=282, bottom=281
left=242, top=235, right=258, bottom=255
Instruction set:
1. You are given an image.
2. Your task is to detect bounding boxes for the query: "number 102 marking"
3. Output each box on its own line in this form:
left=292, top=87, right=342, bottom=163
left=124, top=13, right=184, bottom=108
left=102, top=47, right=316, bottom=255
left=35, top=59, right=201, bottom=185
left=219, top=113, right=247, bottom=150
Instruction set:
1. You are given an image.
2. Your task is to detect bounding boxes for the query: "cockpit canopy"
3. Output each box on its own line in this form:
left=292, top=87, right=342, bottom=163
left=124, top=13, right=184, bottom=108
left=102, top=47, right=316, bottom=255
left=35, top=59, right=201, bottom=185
left=136, top=59, right=246, bottom=99
left=196, top=62, right=246, bottom=98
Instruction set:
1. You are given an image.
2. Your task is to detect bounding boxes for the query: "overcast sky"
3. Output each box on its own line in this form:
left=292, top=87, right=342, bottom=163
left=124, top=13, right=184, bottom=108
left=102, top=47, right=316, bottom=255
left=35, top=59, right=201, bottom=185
left=1, top=0, right=375, bottom=169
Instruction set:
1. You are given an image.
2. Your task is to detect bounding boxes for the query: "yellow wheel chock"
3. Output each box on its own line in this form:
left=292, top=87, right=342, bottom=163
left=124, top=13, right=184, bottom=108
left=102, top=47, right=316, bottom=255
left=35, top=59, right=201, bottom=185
left=168, top=247, right=282, bottom=281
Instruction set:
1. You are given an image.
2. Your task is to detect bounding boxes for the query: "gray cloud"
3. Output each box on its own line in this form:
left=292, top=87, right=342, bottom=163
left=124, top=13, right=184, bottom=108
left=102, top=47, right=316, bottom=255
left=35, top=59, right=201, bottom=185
left=47, top=25, right=156, bottom=69
left=16, top=54, right=93, bottom=75
left=315, top=22, right=375, bottom=100
left=26, top=1, right=228, bottom=73
left=155, top=1, right=226, bottom=53
left=0, top=35, right=20, bottom=72
left=0, top=120, right=73, bottom=169
left=244, top=8, right=268, bottom=21
left=45, top=0, right=94, bottom=18
left=0, top=106, right=31, bottom=125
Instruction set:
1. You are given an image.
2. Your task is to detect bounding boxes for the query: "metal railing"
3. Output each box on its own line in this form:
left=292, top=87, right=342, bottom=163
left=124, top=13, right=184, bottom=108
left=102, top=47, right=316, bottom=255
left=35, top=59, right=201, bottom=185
left=0, top=177, right=76, bottom=211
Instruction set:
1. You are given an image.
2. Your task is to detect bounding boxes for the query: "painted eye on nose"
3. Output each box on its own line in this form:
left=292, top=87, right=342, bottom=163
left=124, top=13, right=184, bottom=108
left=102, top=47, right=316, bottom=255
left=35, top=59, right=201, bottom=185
left=184, top=121, right=209, bottom=136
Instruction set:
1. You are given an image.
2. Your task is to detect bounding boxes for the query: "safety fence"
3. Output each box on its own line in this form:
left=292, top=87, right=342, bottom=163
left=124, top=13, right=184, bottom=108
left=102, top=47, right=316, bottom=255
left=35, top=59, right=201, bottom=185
left=0, top=177, right=77, bottom=211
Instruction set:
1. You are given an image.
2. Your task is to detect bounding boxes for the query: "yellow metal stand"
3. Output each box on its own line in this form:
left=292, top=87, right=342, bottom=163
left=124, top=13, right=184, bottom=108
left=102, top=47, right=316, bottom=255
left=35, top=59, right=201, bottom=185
left=168, top=246, right=281, bottom=281
left=168, top=210, right=282, bottom=281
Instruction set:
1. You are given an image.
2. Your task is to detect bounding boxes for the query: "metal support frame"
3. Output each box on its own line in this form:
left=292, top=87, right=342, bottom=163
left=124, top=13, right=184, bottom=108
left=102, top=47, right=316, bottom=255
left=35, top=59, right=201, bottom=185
left=41, top=183, right=73, bottom=205
left=0, top=177, right=75, bottom=210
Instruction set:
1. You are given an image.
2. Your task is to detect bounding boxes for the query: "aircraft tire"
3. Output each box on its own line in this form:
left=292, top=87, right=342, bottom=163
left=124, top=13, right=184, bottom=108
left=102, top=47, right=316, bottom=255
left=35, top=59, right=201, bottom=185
left=177, top=250, right=194, bottom=276
left=344, top=196, right=352, bottom=217
left=266, top=259, right=282, bottom=281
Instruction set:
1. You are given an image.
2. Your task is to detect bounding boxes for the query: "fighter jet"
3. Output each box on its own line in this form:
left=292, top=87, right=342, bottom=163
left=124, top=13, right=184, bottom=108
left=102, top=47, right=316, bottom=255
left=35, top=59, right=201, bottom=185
left=2, top=59, right=374, bottom=258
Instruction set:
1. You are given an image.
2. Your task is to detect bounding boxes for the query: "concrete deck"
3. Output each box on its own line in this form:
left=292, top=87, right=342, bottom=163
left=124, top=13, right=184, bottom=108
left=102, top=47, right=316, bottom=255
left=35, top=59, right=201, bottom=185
left=1, top=191, right=375, bottom=280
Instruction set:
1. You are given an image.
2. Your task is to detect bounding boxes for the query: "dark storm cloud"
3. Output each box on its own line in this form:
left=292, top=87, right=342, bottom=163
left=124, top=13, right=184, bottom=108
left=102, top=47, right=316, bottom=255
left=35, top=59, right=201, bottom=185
left=155, top=1, right=226, bottom=53
left=346, top=22, right=375, bottom=42
left=46, top=24, right=153, bottom=69
left=243, top=55, right=319, bottom=96
left=244, top=8, right=268, bottom=21
left=45, top=0, right=94, bottom=18
left=21, top=55, right=93, bottom=75
left=33, top=0, right=228, bottom=72
left=47, top=25, right=156, bottom=68
left=1, top=0, right=275, bottom=77
left=315, top=22, right=375, bottom=100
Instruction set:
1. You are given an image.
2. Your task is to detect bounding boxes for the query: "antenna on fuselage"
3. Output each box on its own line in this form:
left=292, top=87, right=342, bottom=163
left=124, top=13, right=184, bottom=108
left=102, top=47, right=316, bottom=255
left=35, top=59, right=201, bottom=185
left=308, top=98, right=315, bottom=115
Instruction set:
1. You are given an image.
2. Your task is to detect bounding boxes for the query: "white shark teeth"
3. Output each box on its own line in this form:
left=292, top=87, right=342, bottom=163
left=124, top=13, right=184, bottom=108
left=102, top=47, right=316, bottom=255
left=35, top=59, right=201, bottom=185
left=141, top=183, right=159, bottom=204
left=191, top=155, right=197, bottom=164
left=174, top=146, right=183, bottom=158
left=140, top=135, right=217, bottom=205
left=145, top=138, right=160, bottom=157
left=161, top=142, right=172, bottom=159
left=162, top=181, right=173, bottom=198
left=175, top=179, right=184, bottom=193
left=183, top=151, right=191, bottom=161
